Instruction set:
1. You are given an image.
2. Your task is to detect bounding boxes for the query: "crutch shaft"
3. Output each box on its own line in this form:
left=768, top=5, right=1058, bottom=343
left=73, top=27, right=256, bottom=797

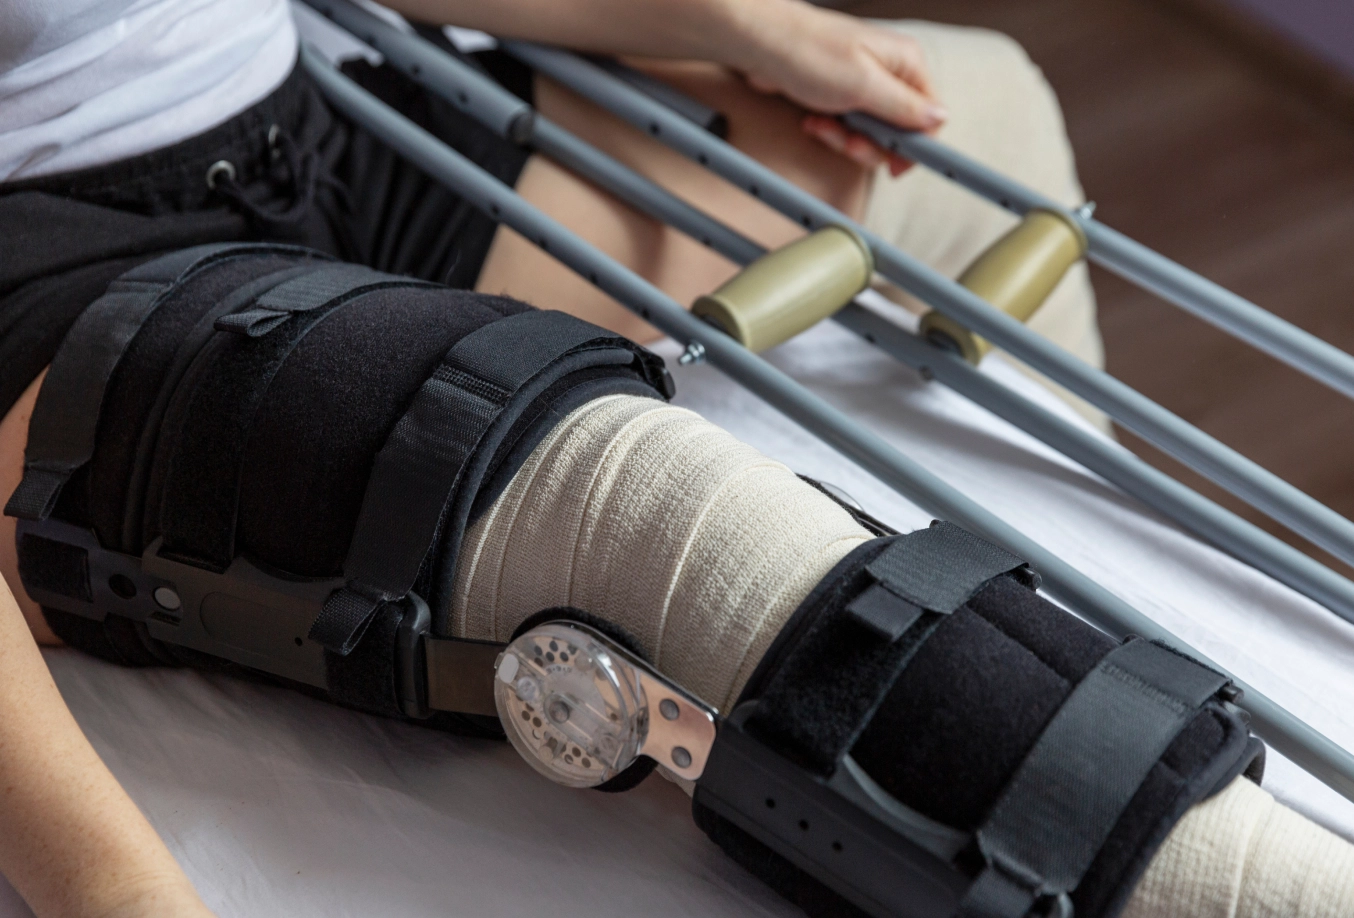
left=843, top=113, right=1354, bottom=403
left=503, top=40, right=1354, bottom=570
left=301, top=46, right=1354, bottom=804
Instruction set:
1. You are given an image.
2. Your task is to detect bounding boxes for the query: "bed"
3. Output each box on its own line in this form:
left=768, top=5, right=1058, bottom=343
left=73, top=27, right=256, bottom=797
left=3, top=292, right=1352, bottom=916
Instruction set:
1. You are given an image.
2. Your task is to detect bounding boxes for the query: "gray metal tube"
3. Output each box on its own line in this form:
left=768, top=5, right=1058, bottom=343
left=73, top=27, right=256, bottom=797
left=305, top=4, right=1354, bottom=628
left=842, top=113, right=1354, bottom=403
left=503, top=40, right=1354, bottom=571
left=301, top=46, right=1354, bottom=804
left=301, top=0, right=532, bottom=140
left=538, top=109, right=1354, bottom=629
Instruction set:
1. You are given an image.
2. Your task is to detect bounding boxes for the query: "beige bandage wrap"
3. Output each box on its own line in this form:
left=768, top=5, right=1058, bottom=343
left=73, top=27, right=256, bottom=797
left=447, top=393, right=872, bottom=712
left=449, top=393, right=1354, bottom=912
left=1123, top=776, right=1354, bottom=918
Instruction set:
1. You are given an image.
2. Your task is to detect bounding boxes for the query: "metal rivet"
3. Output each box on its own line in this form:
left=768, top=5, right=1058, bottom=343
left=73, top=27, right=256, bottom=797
left=659, top=698, right=680, bottom=721
left=671, top=746, right=692, bottom=768
left=153, top=587, right=181, bottom=611
left=678, top=341, right=706, bottom=365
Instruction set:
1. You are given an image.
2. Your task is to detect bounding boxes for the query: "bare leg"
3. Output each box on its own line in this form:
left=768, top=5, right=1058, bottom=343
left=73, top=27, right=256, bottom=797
left=0, top=373, right=54, bottom=645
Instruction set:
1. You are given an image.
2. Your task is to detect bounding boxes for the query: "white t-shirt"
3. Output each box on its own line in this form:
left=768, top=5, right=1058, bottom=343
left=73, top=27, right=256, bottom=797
left=0, top=0, right=298, bottom=181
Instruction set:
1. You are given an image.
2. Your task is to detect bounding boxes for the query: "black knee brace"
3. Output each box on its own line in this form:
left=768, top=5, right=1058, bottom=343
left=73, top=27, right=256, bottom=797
left=8, top=245, right=1261, bottom=918
left=691, top=523, right=1263, bottom=918
left=7, top=243, right=671, bottom=728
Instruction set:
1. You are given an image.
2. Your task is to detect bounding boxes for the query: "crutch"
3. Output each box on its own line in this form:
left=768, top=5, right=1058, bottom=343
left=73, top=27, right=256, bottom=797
left=501, top=41, right=1354, bottom=577
left=308, top=1, right=1354, bottom=639
left=297, top=44, right=1354, bottom=805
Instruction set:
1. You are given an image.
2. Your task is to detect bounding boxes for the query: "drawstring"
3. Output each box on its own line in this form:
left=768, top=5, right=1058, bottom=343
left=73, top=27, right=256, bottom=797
left=207, top=124, right=349, bottom=231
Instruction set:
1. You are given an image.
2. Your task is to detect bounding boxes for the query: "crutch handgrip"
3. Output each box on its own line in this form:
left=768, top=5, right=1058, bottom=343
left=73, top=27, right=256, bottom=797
left=692, top=226, right=873, bottom=352
left=922, top=208, right=1087, bottom=364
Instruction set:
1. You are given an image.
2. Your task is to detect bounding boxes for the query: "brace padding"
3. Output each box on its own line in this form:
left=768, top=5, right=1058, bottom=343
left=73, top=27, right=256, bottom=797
left=14, top=245, right=670, bottom=723
left=696, top=534, right=1261, bottom=918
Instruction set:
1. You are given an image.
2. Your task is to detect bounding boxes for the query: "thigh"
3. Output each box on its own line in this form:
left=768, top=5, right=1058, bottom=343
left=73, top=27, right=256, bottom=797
left=0, top=373, right=57, bottom=643
left=475, top=63, right=875, bottom=343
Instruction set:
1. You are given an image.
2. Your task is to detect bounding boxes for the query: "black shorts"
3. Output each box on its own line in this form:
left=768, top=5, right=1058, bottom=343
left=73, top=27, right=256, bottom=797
left=0, top=51, right=534, bottom=416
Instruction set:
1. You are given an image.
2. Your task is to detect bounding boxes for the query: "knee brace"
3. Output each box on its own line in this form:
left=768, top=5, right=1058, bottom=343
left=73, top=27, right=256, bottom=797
left=7, top=244, right=1262, bottom=918
left=6, top=242, right=670, bottom=730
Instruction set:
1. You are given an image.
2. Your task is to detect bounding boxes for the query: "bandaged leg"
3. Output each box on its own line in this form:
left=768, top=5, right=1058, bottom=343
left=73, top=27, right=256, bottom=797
left=10, top=246, right=1340, bottom=918
left=1125, top=776, right=1354, bottom=918
left=443, top=391, right=1345, bottom=918
left=447, top=394, right=870, bottom=712
left=861, top=21, right=1107, bottom=430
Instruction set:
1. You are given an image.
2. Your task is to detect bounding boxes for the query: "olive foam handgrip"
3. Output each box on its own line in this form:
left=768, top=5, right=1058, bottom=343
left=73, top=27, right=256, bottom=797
left=693, top=226, right=874, bottom=352
left=921, top=208, right=1087, bottom=364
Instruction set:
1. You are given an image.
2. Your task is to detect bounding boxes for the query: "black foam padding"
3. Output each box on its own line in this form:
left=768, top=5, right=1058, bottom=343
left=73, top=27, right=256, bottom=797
left=715, top=543, right=1259, bottom=918
left=234, top=287, right=527, bottom=577
left=85, top=253, right=314, bottom=551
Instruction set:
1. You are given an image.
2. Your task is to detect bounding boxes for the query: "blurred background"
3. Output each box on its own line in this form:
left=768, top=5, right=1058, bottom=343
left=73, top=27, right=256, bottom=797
left=847, top=0, right=1354, bottom=575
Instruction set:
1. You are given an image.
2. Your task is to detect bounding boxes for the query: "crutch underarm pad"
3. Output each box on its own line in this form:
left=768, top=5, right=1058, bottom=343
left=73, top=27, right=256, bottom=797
left=695, top=527, right=1262, bottom=918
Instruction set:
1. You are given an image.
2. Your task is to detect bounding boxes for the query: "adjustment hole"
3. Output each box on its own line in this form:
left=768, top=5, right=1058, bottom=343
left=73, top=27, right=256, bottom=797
left=698, top=153, right=709, bottom=165
left=798, top=819, right=809, bottom=831
left=765, top=798, right=776, bottom=809
left=109, top=574, right=136, bottom=600
left=410, top=64, right=421, bottom=77
left=294, top=637, right=303, bottom=647
left=457, top=91, right=469, bottom=105
left=490, top=204, right=501, bottom=217
left=749, top=184, right=761, bottom=197
left=832, top=841, right=843, bottom=853
left=649, top=123, right=661, bottom=135
left=1000, top=199, right=1011, bottom=209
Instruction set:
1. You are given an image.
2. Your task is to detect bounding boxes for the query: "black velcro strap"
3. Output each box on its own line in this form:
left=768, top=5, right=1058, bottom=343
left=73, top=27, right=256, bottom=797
left=309, top=310, right=653, bottom=655
left=213, top=264, right=430, bottom=336
left=751, top=524, right=1030, bottom=774
left=865, top=520, right=1029, bottom=615
left=3, top=243, right=299, bottom=522
left=960, top=639, right=1230, bottom=917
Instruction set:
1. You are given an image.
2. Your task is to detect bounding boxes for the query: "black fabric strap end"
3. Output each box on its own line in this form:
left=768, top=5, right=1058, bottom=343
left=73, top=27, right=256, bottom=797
left=4, top=467, right=69, bottom=521
left=214, top=308, right=292, bottom=337
left=845, top=583, right=923, bottom=642
left=310, top=587, right=386, bottom=655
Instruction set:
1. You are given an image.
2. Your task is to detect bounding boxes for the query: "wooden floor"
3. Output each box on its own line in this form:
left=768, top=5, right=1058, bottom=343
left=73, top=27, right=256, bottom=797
left=853, top=0, right=1354, bottom=574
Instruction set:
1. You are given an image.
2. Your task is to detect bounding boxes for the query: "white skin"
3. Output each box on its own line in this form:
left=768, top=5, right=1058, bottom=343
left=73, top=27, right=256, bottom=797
left=0, top=0, right=943, bottom=913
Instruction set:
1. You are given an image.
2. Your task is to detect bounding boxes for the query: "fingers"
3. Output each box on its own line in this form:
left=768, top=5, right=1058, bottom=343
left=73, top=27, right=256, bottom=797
left=858, top=56, right=947, bottom=133
left=802, top=115, right=913, bottom=177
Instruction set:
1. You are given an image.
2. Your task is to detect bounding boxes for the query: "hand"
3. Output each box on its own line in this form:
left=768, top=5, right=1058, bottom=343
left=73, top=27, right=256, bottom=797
left=731, top=2, right=945, bottom=175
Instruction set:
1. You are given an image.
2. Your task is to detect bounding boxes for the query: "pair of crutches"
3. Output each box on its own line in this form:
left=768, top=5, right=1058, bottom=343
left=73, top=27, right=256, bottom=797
left=297, top=0, right=1354, bottom=805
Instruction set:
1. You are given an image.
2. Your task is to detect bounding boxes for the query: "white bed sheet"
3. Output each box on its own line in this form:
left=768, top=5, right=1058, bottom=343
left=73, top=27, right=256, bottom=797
left=6, top=300, right=1354, bottom=917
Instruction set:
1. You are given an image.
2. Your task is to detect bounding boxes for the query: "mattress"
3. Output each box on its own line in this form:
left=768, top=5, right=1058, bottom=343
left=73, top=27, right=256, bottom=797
left=5, top=296, right=1352, bottom=916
